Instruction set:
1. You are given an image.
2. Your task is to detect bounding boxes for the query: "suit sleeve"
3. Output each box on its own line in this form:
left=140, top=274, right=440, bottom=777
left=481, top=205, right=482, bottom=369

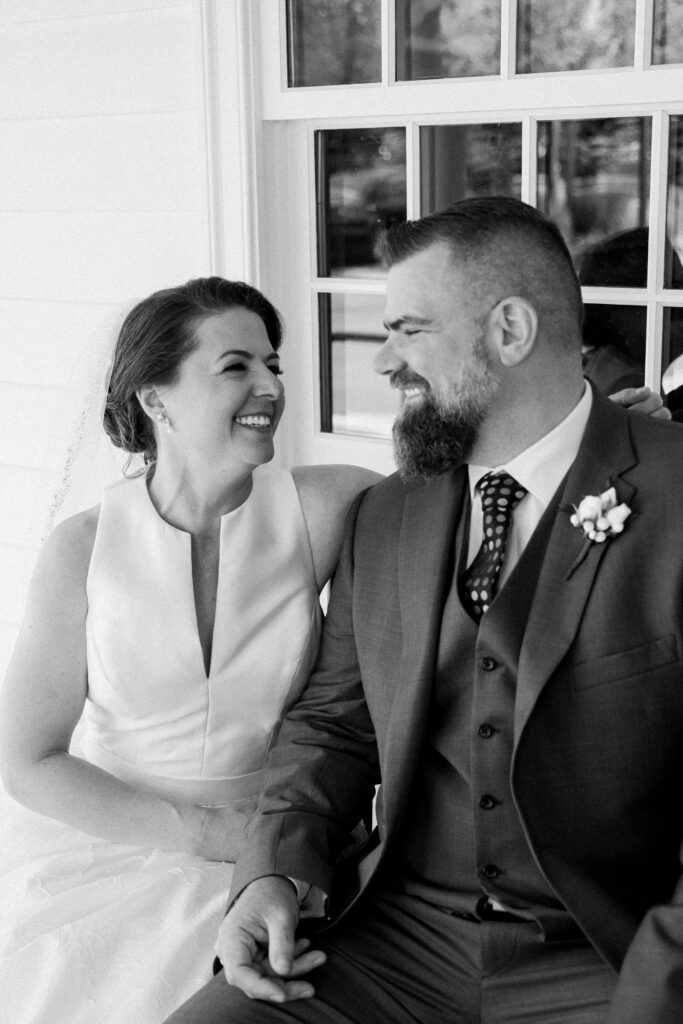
left=606, top=872, right=683, bottom=1023
left=229, top=491, right=380, bottom=903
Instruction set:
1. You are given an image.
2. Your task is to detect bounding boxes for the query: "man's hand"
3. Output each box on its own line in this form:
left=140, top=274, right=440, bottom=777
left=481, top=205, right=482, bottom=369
left=216, top=875, right=327, bottom=1003
left=609, top=385, right=672, bottom=420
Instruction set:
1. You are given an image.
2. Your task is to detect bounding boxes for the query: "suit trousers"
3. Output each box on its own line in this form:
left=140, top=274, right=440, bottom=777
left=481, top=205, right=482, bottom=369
left=165, top=882, right=616, bottom=1024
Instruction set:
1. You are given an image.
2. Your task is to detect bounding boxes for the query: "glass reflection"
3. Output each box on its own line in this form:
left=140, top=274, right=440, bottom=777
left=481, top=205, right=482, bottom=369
left=581, top=304, right=645, bottom=395
left=517, top=0, right=635, bottom=73
left=320, top=293, right=397, bottom=437
left=666, top=116, right=683, bottom=288
left=538, top=117, right=651, bottom=277
left=662, top=308, right=683, bottom=420
left=420, top=124, right=522, bottom=215
left=316, top=128, right=406, bottom=278
left=653, top=0, right=683, bottom=65
left=396, top=0, right=500, bottom=80
left=286, top=0, right=381, bottom=87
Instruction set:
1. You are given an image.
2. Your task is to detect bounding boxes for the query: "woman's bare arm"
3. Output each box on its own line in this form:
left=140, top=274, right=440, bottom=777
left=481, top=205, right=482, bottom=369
left=0, top=509, right=250, bottom=860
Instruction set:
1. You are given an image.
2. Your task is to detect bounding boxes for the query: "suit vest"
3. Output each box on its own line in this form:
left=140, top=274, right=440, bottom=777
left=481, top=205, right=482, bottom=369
left=384, top=489, right=577, bottom=939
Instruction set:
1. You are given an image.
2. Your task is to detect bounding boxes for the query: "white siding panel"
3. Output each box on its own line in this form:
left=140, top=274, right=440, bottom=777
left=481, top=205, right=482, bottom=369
left=0, top=383, right=80, bottom=469
left=0, top=301, right=122, bottom=388
left=0, top=113, right=203, bottom=213
left=0, top=1, right=181, bottom=23
left=0, top=467, right=54, bottom=548
left=0, top=7, right=197, bottom=119
left=0, top=211, right=209, bottom=303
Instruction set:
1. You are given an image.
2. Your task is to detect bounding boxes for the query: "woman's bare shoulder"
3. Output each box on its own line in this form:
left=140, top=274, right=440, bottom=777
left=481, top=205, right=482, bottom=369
left=293, top=462, right=381, bottom=492
left=291, top=465, right=383, bottom=588
left=292, top=464, right=382, bottom=520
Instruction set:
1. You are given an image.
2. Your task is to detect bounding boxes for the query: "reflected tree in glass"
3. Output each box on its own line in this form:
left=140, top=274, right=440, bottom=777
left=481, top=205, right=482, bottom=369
left=396, top=0, right=500, bottom=80
left=517, top=0, right=635, bottom=73
left=653, top=0, right=683, bottom=65
left=286, top=0, right=381, bottom=87
left=420, top=124, right=522, bottom=214
left=318, top=293, right=398, bottom=436
left=581, top=303, right=645, bottom=394
left=537, top=117, right=651, bottom=276
left=316, top=128, right=406, bottom=278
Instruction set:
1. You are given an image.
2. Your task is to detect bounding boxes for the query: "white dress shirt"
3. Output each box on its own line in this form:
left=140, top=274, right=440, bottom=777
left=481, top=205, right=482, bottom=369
left=467, top=382, right=593, bottom=586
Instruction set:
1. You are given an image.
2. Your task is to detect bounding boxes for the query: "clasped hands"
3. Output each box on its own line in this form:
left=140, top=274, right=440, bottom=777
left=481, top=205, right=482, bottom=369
left=215, top=875, right=326, bottom=1003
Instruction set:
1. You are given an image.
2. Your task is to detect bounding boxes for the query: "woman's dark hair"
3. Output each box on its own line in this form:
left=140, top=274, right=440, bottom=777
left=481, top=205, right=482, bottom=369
left=103, top=276, right=283, bottom=461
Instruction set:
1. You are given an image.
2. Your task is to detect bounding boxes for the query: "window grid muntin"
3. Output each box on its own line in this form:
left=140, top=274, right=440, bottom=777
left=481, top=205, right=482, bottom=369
left=282, top=0, right=671, bottom=92
left=636, top=0, right=656, bottom=71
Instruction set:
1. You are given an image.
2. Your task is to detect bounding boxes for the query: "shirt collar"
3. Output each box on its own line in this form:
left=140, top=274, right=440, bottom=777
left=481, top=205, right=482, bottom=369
left=468, top=381, right=593, bottom=505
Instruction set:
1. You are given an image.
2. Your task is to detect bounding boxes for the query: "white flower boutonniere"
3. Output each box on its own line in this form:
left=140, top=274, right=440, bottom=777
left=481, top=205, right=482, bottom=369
left=569, top=486, right=632, bottom=543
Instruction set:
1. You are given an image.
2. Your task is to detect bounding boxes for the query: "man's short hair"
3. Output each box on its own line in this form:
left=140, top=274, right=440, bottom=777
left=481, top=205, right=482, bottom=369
left=382, top=197, right=584, bottom=343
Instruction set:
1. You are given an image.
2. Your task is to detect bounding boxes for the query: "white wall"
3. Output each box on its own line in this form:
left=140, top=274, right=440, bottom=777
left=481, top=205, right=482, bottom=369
left=0, top=0, right=250, bottom=677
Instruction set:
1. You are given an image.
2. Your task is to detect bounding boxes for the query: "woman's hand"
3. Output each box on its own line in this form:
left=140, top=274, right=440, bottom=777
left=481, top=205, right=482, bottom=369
left=193, top=797, right=258, bottom=861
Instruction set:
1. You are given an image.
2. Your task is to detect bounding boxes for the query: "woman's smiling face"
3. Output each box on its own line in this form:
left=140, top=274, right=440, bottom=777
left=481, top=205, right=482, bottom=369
left=156, top=307, right=285, bottom=471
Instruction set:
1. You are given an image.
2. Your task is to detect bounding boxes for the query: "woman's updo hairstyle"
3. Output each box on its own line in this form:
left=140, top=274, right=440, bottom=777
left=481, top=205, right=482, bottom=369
left=104, top=276, right=283, bottom=462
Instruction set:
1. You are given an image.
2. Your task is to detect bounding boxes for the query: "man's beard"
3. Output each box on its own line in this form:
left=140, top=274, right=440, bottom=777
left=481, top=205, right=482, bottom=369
left=392, top=347, right=497, bottom=482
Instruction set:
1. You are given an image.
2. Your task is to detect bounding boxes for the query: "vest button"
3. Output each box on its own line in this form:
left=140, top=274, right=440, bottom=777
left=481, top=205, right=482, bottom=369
left=479, top=794, right=496, bottom=810
left=478, top=723, right=494, bottom=738
left=480, top=657, right=496, bottom=671
left=481, top=864, right=500, bottom=880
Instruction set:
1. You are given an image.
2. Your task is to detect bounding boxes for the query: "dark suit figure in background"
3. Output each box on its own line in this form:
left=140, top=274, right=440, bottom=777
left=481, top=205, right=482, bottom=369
left=167, top=198, right=683, bottom=1024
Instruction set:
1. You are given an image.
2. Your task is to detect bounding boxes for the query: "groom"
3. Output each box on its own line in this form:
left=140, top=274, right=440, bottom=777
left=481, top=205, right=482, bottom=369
left=168, top=198, right=683, bottom=1023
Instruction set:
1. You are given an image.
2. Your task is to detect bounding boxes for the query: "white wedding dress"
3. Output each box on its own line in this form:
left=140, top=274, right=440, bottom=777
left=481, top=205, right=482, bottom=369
left=0, top=463, right=322, bottom=1024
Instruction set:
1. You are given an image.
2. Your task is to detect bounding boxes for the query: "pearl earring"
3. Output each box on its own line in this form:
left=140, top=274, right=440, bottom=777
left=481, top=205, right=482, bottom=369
left=155, top=411, right=173, bottom=434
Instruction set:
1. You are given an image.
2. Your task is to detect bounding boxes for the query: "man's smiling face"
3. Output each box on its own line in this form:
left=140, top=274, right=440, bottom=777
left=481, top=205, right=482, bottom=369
left=375, top=241, right=499, bottom=479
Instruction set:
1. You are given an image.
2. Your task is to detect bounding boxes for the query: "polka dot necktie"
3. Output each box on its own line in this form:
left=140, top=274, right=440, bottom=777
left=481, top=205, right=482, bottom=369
left=460, top=472, right=528, bottom=622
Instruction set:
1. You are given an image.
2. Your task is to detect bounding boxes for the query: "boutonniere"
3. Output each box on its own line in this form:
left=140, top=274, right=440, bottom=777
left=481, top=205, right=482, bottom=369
left=568, top=486, right=632, bottom=543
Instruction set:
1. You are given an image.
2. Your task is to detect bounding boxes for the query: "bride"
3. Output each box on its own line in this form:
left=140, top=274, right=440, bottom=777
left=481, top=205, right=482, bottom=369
left=0, top=276, right=379, bottom=1024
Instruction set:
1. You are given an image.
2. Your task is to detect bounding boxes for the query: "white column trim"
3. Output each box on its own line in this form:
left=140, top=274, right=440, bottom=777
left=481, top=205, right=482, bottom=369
left=197, top=0, right=224, bottom=275
left=204, top=0, right=263, bottom=283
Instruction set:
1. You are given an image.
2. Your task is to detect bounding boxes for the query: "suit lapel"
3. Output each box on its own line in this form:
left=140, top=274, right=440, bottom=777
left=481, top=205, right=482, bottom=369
left=381, top=466, right=468, bottom=829
left=514, top=389, right=637, bottom=744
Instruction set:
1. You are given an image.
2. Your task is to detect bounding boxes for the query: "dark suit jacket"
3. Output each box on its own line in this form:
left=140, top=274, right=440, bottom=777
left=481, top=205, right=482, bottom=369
left=232, top=388, right=683, bottom=1023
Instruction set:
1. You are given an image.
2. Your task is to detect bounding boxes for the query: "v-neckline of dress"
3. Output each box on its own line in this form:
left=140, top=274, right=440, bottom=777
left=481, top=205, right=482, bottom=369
left=138, top=473, right=253, bottom=681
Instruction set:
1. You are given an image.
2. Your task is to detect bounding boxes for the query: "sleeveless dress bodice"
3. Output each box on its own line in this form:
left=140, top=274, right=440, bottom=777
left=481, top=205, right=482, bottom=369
left=0, top=463, right=322, bottom=1024
left=82, top=464, right=321, bottom=803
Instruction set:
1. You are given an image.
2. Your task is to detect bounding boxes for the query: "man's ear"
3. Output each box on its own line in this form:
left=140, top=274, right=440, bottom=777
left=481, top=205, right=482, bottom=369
left=487, top=297, right=538, bottom=367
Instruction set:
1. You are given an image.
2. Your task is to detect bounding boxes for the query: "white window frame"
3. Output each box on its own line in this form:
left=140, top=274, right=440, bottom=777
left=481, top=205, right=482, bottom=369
left=220, top=0, right=683, bottom=474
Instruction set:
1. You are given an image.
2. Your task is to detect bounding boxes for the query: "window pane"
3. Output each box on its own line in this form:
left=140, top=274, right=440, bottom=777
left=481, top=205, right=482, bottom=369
left=319, top=293, right=397, bottom=437
left=653, top=0, right=683, bottom=65
left=662, top=308, right=683, bottom=419
left=286, top=0, right=380, bottom=87
left=582, top=304, right=645, bottom=395
left=316, top=128, right=406, bottom=279
left=517, top=0, right=635, bottom=73
left=537, top=118, right=651, bottom=280
left=666, top=116, right=683, bottom=288
left=396, top=0, right=500, bottom=81
left=420, top=124, right=522, bottom=214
